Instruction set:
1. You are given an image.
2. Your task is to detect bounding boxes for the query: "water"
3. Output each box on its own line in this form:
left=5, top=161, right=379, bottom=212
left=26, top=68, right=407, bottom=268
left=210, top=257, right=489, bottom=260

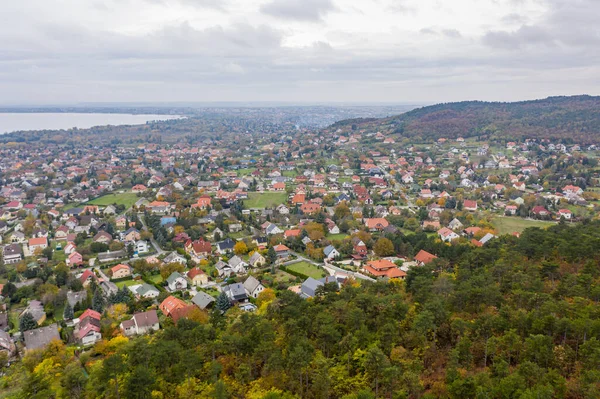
left=0, top=113, right=183, bottom=134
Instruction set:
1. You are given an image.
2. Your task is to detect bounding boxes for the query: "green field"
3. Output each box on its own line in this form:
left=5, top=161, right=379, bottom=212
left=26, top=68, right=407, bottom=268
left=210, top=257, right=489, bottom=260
left=146, top=274, right=163, bottom=284
left=86, top=192, right=139, bottom=208
left=326, top=233, right=349, bottom=241
left=115, top=279, right=140, bottom=288
left=243, top=192, right=288, bottom=209
left=492, top=217, right=556, bottom=235
left=285, top=261, right=326, bottom=279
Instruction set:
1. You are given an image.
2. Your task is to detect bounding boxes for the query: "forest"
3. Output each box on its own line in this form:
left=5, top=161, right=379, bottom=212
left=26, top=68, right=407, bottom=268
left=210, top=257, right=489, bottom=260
left=331, top=95, right=600, bottom=144
left=2, top=221, right=600, bottom=399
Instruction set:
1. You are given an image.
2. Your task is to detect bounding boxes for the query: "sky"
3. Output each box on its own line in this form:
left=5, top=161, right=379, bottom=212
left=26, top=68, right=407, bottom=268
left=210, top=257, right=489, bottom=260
left=1, top=0, right=599, bottom=104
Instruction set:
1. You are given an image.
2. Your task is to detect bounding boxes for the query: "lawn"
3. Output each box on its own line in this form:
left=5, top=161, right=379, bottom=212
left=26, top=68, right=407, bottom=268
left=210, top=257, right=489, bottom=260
left=115, top=279, right=140, bottom=288
left=327, top=233, right=349, bottom=241
left=492, top=217, right=556, bottom=235
left=285, top=261, right=326, bottom=279
left=243, top=192, right=288, bottom=209
left=86, top=192, right=139, bottom=208
left=146, top=274, right=163, bottom=284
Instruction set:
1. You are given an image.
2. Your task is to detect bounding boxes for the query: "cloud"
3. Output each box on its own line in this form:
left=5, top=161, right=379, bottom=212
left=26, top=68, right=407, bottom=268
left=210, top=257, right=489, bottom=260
left=483, top=25, right=554, bottom=49
left=260, top=0, right=336, bottom=22
left=143, top=0, right=228, bottom=10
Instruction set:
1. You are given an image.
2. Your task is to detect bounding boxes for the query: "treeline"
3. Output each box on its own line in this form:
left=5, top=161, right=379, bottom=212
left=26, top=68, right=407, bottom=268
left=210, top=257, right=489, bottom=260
left=3, top=222, right=600, bottom=398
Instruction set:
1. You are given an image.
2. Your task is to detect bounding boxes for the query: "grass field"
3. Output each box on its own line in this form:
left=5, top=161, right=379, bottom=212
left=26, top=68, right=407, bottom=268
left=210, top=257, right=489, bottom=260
left=492, top=217, right=556, bottom=235
left=327, top=233, right=349, bottom=241
left=86, top=192, right=139, bottom=208
left=146, top=274, right=163, bottom=284
left=243, top=192, right=288, bottom=209
left=285, top=261, right=326, bottom=279
left=115, top=279, right=140, bottom=288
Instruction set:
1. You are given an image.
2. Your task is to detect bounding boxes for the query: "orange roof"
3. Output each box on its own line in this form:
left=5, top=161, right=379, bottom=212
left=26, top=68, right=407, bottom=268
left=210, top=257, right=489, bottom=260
left=79, top=309, right=102, bottom=321
left=414, top=249, right=437, bottom=265
left=111, top=264, right=130, bottom=273
left=29, top=237, right=47, bottom=246
left=274, top=244, right=290, bottom=252
left=291, top=193, right=306, bottom=204
left=364, top=264, right=406, bottom=279
left=284, top=229, right=301, bottom=238
left=364, top=218, right=389, bottom=229
left=149, top=201, right=170, bottom=207
left=159, top=296, right=188, bottom=317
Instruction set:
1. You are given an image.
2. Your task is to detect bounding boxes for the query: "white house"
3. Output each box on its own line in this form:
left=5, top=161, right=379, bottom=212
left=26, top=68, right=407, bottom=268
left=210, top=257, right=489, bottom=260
left=120, top=310, right=160, bottom=336
left=166, top=271, right=187, bottom=291
left=243, top=276, right=265, bottom=299
left=323, top=245, right=340, bottom=260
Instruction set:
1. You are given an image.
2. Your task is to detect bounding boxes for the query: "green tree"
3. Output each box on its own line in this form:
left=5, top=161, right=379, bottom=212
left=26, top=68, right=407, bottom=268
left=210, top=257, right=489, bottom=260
left=216, top=292, right=231, bottom=313
left=92, top=288, right=105, bottom=313
left=63, top=302, right=74, bottom=320
left=19, top=312, right=38, bottom=332
left=373, top=237, right=395, bottom=257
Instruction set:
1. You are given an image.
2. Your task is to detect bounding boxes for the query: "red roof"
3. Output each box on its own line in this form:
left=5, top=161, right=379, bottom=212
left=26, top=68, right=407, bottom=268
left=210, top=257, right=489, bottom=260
left=111, top=264, right=130, bottom=273
left=79, top=269, right=95, bottom=283
left=159, top=296, right=187, bottom=317
left=463, top=200, right=477, bottom=209
left=414, top=250, right=437, bottom=265
left=187, top=267, right=205, bottom=279
left=274, top=244, right=290, bottom=252
left=79, top=309, right=102, bottom=321
left=28, top=237, right=47, bottom=246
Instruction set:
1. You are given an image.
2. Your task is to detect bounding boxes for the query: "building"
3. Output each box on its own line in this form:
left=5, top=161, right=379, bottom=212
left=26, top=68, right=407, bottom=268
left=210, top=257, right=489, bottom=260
left=120, top=310, right=160, bottom=336
left=187, top=267, right=209, bottom=286
left=191, top=291, right=215, bottom=310
left=323, top=245, right=340, bottom=260
left=2, top=244, right=22, bottom=265
left=166, top=271, right=187, bottom=291
left=414, top=249, right=438, bottom=266
left=159, top=296, right=188, bottom=318
left=23, top=324, right=60, bottom=351
left=223, top=283, right=248, bottom=303
left=363, top=259, right=406, bottom=279
left=75, top=309, right=102, bottom=346
left=110, top=264, right=131, bottom=279
left=243, top=276, right=265, bottom=299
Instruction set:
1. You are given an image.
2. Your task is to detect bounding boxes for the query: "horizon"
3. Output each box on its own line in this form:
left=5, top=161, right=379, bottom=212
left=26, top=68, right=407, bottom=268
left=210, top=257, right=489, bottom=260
left=2, top=0, right=599, bottom=104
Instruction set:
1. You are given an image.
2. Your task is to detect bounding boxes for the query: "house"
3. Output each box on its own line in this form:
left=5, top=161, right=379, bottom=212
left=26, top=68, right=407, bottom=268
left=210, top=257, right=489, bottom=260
left=243, top=276, right=265, bottom=299
left=215, top=260, right=234, bottom=278
left=191, top=291, right=215, bottom=310
left=216, top=238, right=236, bottom=254
left=134, top=283, right=160, bottom=299
left=159, top=296, right=188, bottom=318
left=23, top=324, right=60, bottom=351
left=67, top=251, right=84, bottom=267
left=75, top=309, right=102, bottom=345
left=93, top=231, right=113, bottom=244
left=248, top=252, right=266, bottom=268
left=0, top=330, right=16, bottom=355
left=532, top=206, right=550, bottom=217
left=448, top=218, right=463, bottom=230
left=110, top=264, right=131, bottom=279
left=263, top=223, right=283, bottom=235
left=364, top=218, right=389, bottom=232
left=185, top=238, right=212, bottom=258
left=563, top=185, right=583, bottom=195
left=558, top=209, right=572, bottom=220
left=438, top=227, right=460, bottom=242
left=273, top=244, right=290, bottom=259
left=163, top=251, right=187, bottom=265
left=2, top=244, right=23, bottom=264
left=323, top=245, right=340, bottom=260
left=21, top=300, right=46, bottom=325
left=28, top=237, right=48, bottom=252
left=479, top=233, right=496, bottom=245
left=463, top=200, right=478, bottom=211
left=300, top=276, right=337, bottom=298
left=414, top=249, right=437, bottom=266
left=166, top=271, right=187, bottom=291
left=79, top=269, right=96, bottom=287
left=136, top=240, right=149, bottom=254
left=124, top=228, right=141, bottom=242
left=187, top=267, right=209, bottom=286
left=97, top=249, right=127, bottom=263
left=363, top=259, right=406, bottom=279
left=223, top=283, right=248, bottom=303
left=505, top=205, right=518, bottom=215
left=120, top=310, right=160, bottom=336
left=228, top=256, right=248, bottom=273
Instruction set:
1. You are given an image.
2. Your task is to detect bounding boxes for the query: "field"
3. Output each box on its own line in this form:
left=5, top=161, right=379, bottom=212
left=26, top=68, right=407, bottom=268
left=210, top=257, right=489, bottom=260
left=285, top=261, right=326, bottom=279
left=115, top=279, right=140, bottom=288
left=326, top=233, right=349, bottom=241
left=86, top=192, right=139, bottom=208
left=492, top=217, right=556, bottom=235
left=243, top=192, right=288, bottom=209
left=146, top=274, right=163, bottom=284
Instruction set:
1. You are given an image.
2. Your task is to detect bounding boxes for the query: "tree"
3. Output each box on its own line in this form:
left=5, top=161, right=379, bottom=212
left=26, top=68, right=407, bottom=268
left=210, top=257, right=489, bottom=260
left=19, top=312, right=38, bottom=332
left=63, top=302, right=74, bottom=320
left=92, top=289, right=105, bottom=313
left=1, top=282, right=16, bottom=298
left=216, top=292, right=231, bottom=313
left=267, top=246, right=277, bottom=265
left=373, top=238, right=395, bottom=257
left=233, top=241, right=248, bottom=255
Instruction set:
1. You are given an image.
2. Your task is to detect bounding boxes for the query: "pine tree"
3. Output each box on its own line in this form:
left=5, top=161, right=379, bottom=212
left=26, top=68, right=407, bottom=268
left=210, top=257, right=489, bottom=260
left=19, top=312, right=37, bottom=332
left=267, top=246, right=277, bottom=265
left=92, top=289, right=105, bottom=313
left=63, top=302, right=74, bottom=320
left=216, top=292, right=231, bottom=313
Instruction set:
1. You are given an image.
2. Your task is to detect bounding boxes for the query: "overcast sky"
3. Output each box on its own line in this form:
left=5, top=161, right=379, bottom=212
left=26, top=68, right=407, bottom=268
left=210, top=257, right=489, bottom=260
left=1, top=0, right=598, bottom=104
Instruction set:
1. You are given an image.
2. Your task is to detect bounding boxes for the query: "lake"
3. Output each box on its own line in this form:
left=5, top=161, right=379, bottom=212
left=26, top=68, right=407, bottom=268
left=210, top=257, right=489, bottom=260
left=0, top=113, right=183, bottom=134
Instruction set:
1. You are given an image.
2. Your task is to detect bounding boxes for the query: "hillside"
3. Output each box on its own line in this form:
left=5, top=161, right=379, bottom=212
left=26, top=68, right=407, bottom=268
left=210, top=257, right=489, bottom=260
left=329, top=95, right=600, bottom=143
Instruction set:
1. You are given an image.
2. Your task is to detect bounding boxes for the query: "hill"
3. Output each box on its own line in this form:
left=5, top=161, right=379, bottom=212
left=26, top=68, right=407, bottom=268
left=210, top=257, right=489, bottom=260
left=329, top=95, right=600, bottom=143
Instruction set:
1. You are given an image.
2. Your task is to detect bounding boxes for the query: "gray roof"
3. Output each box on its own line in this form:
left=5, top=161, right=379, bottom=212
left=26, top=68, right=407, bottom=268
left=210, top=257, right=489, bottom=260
left=243, top=276, right=262, bottom=294
left=191, top=291, right=215, bottom=309
left=480, top=233, right=496, bottom=245
left=136, top=283, right=159, bottom=296
left=224, top=283, right=247, bottom=301
left=228, top=255, right=246, bottom=268
left=23, top=324, right=60, bottom=350
left=163, top=252, right=186, bottom=264
left=166, top=271, right=184, bottom=284
left=323, top=245, right=337, bottom=257
left=133, top=310, right=159, bottom=328
left=301, top=277, right=323, bottom=298
left=67, top=291, right=87, bottom=308
left=249, top=252, right=264, bottom=265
